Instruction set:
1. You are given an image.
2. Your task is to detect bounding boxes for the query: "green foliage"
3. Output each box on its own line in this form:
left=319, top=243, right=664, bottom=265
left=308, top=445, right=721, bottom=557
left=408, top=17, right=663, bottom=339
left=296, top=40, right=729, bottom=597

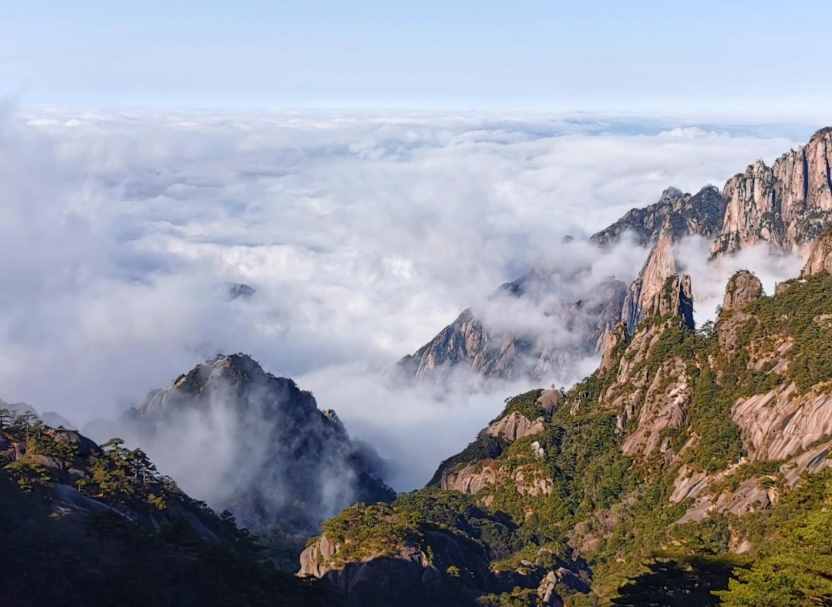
left=745, top=274, right=832, bottom=392
left=77, top=437, right=176, bottom=511
left=717, top=471, right=832, bottom=606
left=322, top=489, right=522, bottom=567
left=503, top=389, right=545, bottom=420
left=684, top=365, right=745, bottom=472
left=3, top=460, right=52, bottom=491
left=478, top=587, right=540, bottom=606
left=321, top=502, right=421, bottom=565
left=429, top=433, right=507, bottom=486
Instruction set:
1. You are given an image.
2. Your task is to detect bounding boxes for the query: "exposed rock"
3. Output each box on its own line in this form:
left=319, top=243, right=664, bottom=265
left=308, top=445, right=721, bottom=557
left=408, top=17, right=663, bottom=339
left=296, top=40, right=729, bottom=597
left=621, top=358, right=690, bottom=459
left=485, top=411, right=545, bottom=442
left=645, top=274, right=694, bottom=330
left=713, top=128, right=832, bottom=255
left=598, top=321, right=628, bottom=373
left=722, top=270, right=763, bottom=312
left=440, top=460, right=553, bottom=498
left=677, top=477, right=777, bottom=524
left=622, top=229, right=679, bottom=331
left=398, top=273, right=628, bottom=383
left=619, top=229, right=695, bottom=334
left=732, top=383, right=832, bottom=462
left=536, top=388, right=562, bottom=413
left=591, top=186, right=726, bottom=247
left=441, top=460, right=500, bottom=495
left=537, top=571, right=564, bottom=607
left=781, top=440, right=832, bottom=485
left=800, top=229, right=832, bottom=277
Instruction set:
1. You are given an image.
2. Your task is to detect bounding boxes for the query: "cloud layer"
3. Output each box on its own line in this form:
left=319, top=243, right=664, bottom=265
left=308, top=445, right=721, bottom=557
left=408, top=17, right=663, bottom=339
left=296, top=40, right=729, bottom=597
left=0, top=105, right=808, bottom=489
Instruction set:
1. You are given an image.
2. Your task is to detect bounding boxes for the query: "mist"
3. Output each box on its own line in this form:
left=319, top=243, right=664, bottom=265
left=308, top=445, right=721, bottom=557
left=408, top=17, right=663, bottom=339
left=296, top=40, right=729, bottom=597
left=0, top=103, right=812, bottom=495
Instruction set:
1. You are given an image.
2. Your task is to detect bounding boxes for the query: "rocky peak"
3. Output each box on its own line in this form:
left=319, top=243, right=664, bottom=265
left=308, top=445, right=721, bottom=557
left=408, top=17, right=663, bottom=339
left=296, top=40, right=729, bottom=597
left=800, top=229, right=832, bottom=277
left=598, top=321, right=628, bottom=373
left=116, top=353, right=394, bottom=564
left=621, top=227, right=681, bottom=332
left=713, top=127, right=832, bottom=255
left=591, top=185, right=726, bottom=247
left=646, top=274, right=695, bottom=330
left=398, top=273, right=628, bottom=384
left=722, top=270, right=764, bottom=313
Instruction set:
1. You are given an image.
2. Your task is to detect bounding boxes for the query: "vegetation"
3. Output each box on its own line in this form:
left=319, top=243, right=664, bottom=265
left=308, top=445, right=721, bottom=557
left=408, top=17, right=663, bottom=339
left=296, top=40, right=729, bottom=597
left=0, top=413, right=337, bottom=606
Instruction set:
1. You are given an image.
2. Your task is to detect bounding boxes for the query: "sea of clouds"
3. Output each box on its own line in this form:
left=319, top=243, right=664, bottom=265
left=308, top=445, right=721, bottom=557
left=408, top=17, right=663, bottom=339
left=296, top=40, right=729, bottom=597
left=0, top=103, right=812, bottom=489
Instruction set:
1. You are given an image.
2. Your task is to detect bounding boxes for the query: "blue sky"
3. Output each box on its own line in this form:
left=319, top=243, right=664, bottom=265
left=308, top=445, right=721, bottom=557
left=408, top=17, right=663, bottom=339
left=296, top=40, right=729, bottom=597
left=1, top=1, right=831, bottom=115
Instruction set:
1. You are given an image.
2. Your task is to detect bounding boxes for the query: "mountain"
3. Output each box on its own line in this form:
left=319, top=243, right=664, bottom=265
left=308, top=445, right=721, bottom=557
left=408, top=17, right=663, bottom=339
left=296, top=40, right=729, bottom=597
left=398, top=270, right=628, bottom=385
left=591, top=185, right=726, bottom=248
left=300, top=236, right=832, bottom=606
left=399, top=128, right=832, bottom=389
left=713, top=128, right=832, bottom=255
left=99, top=353, right=394, bottom=568
left=0, top=410, right=338, bottom=606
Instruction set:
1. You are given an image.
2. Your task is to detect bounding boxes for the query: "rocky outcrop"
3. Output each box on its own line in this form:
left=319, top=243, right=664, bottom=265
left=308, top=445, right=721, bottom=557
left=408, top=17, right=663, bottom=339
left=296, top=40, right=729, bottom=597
left=620, top=358, right=690, bottom=459
left=722, top=270, right=764, bottom=312
left=801, top=229, right=832, bottom=277
left=591, top=186, right=726, bottom=247
left=732, top=383, right=832, bottom=462
left=645, top=274, right=694, bottom=329
left=620, top=229, right=693, bottom=333
left=598, top=322, right=628, bottom=373
left=713, top=128, right=832, bottom=255
left=485, top=411, right=546, bottom=442
left=298, top=525, right=496, bottom=607
left=440, top=459, right=553, bottom=499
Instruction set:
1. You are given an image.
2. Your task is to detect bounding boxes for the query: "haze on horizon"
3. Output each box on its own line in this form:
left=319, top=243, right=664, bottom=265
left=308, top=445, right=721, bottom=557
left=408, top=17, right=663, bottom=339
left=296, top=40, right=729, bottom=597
left=1, top=1, right=831, bottom=119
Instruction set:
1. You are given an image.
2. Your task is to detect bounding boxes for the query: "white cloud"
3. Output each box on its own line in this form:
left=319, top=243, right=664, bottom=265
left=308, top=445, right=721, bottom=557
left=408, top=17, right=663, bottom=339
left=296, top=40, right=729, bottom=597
left=0, top=104, right=808, bottom=490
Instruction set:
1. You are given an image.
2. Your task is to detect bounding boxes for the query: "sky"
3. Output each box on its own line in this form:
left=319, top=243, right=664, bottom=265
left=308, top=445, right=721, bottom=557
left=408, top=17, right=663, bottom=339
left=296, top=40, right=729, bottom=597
left=1, top=1, right=832, bottom=117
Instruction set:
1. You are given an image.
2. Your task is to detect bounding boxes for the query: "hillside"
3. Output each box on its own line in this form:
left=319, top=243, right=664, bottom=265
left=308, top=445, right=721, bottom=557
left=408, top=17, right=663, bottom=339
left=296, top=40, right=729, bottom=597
left=299, top=231, right=832, bottom=606
left=0, top=410, right=338, bottom=607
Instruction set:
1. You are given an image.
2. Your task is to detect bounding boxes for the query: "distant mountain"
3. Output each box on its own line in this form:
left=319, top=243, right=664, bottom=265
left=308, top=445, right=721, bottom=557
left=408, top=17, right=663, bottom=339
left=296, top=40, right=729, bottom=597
left=99, top=353, right=394, bottom=569
left=0, top=412, right=337, bottom=606
left=398, top=272, right=628, bottom=384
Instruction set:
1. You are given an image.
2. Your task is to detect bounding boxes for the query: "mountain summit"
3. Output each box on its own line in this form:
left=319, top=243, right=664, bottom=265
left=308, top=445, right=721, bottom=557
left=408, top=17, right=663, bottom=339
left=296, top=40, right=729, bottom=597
left=113, top=353, right=394, bottom=566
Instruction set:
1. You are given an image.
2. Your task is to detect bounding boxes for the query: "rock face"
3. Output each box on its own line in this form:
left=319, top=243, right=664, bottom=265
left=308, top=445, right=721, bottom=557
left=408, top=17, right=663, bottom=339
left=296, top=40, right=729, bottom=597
left=732, top=384, right=832, bottom=462
left=713, top=128, right=832, bottom=255
left=591, top=186, right=726, bottom=247
left=621, top=227, right=694, bottom=333
left=485, top=411, right=546, bottom=442
left=114, top=354, right=394, bottom=559
left=398, top=274, right=627, bottom=383
left=722, top=270, right=764, bottom=312
left=801, top=229, right=832, bottom=277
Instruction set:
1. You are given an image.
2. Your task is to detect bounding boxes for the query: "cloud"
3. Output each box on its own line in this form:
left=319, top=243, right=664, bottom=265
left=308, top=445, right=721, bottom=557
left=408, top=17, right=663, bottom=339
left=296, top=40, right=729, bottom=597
left=0, top=104, right=808, bottom=492
left=675, top=236, right=804, bottom=324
